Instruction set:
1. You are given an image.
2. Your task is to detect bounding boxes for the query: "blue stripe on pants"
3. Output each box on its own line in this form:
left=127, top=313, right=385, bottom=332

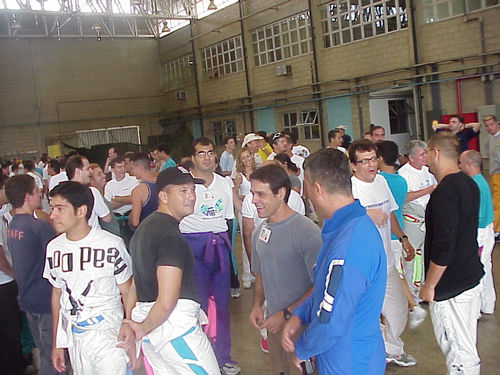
left=170, top=327, right=208, bottom=375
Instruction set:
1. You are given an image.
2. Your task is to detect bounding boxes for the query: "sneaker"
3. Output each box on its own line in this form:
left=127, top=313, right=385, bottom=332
left=220, top=362, right=241, bottom=375
left=260, top=337, right=269, bottom=354
left=386, top=353, right=417, bottom=367
left=408, top=304, right=427, bottom=329
left=243, top=280, right=252, bottom=289
left=230, top=288, right=241, bottom=298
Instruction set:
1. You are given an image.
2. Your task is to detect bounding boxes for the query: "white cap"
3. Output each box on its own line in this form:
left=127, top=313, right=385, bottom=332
left=242, top=133, right=263, bottom=148
left=336, top=125, right=347, bottom=130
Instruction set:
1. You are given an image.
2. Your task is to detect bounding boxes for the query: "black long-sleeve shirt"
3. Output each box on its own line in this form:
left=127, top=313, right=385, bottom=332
left=424, top=171, right=484, bottom=301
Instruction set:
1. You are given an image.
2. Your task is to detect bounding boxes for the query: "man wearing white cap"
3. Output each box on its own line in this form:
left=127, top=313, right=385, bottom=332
left=241, top=133, right=264, bottom=168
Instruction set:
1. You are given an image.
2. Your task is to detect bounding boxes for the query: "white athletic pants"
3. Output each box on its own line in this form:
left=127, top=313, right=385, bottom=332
left=132, top=300, right=219, bottom=375
left=237, top=212, right=253, bottom=283
left=381, top=268, right=408, bottom=356
left=477, top=223, right=496, bottom=314
left=67, top=317, right=128, bottom=375
left=403, top=218, right=425, bottom=306
left=430, top=284, right=482, bottom=375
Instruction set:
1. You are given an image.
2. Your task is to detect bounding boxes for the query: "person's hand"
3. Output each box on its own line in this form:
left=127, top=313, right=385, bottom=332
left=402, top=238, right=415, bottom=261
left=261, top=310, right=286, bottom=334
left=51, top=347, right=66, bottom=373
left=281, top=315, right=302, bottom=353
left=127, top=344, right=142, bottom=370
left=122, top=319, right=146, bottom=341
left=249, top=305, right=265, bottom=330
left=366, top=209, right=388, bottom=228
left=116, top=322, right=135, bottom=348
left=419, top=283, right=435, bottom=303
left=292, top=353, right=303, bottom=371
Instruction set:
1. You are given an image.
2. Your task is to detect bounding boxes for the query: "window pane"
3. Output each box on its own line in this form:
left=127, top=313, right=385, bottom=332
left=364, top=23, right=373, bottom=37
left=342, top=29, right=351, bottom=43
left=311, top=125, right=320, bottom=139
left=353, top=26, right=362, bottom=40
left=284, top=46, right=291, bottom=58
left=375, top=19, right=385, bottom=34
left=331, top=17, right=340, bottom=30
left=468, top=0, right=481, bottom=10
left=437, top=2, right=450, bottom=18
left=453, top=0, right=465, bottom=14
left=388, top=16, right=397, bottom=32
left=333, top=32, right=341, bottom=45
left=324, top=35, right=331, bottom=48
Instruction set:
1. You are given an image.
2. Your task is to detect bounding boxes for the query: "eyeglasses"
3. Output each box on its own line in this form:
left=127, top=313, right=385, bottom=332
left=194, top=150, right=215, bottom=158
left=356, top=156, right=379, bottom=165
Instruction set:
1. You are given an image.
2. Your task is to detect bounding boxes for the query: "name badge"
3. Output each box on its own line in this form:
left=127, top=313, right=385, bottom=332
left=202, top=192, right=215, bottom=201
left=259, top=226, right=271, bottom=243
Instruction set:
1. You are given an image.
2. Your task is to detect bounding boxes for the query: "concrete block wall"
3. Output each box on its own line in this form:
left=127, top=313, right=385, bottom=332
left=0, top=38, right=164, bottom=158
left=3, top=1, right=499, bottom=157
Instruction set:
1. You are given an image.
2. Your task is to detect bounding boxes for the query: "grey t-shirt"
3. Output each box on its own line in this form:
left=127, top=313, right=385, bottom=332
left=251, top=212, right=321, bottom=316
left=487, top=132, right=500, bottom=175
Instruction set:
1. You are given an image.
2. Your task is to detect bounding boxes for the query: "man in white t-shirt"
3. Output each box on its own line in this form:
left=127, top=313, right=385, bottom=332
left=349, top=139, right=416, bottom=367
left=268, top=133, right=305, bottom=193
left=24, top=160, right=44, bottom=191
left=66, top=155, right=112, bottom=229
left=179, top=137, right=239, bottom=375
left=48, top=159, right=69, bottom=192
left=45, top=181, right=134, bottom=375
left=327, top=129, right=348, bottom=154
left=104, top=157, right=139, bottom=216
left=103, top=146, right=118, bottom=176
left=398, top=140, right=437, bottom=306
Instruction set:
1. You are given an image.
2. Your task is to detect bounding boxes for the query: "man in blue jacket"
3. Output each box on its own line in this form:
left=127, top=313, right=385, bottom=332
left=281, top=148, right=387, bottom=374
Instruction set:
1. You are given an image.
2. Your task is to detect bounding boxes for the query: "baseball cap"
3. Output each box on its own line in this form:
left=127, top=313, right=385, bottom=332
left=335, top=125, right=347, bottom=130
left=156, top=166, right=204, bottom=192
left=242, top=133, right=264, bottom=148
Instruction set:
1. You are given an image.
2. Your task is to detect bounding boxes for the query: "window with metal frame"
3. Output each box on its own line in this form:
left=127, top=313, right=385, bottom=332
left=422, top=0, right=498, bottom=24
left=251, top=11, right=312, bottom=67
left=388, top=99, right=414, bottom=134
left=211, top=120, right=237, bottom=146
left=282, top=110, right=320, bottom=140
left=202, top=36, right=244, bottom=80
left=320, top=0, right=408, bottom=48
left=164, top=54, right=193, bottom=91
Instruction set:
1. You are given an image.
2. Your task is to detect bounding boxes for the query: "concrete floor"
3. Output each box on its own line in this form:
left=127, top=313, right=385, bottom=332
left=228, top=236, right=500, bottom=374
left=134, top=236, right=500, bottom=374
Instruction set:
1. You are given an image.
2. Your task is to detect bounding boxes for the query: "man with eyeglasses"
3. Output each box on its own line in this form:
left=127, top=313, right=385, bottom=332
left=179, top=137, right=239, bottom=375
left=348, top=139, right=416, bottom=368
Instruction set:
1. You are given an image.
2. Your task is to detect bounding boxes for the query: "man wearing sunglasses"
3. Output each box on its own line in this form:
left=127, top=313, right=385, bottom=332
left=348, top=139, right=416, bottom=368
left=179, top=137, right=239, bottom=375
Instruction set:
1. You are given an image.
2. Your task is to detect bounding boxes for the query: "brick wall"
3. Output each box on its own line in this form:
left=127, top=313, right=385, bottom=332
left=0, top=38, right=164, bottom=157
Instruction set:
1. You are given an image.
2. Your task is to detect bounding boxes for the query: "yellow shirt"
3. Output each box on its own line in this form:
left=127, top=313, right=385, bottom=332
left=256, top=143, right=273, bottom=162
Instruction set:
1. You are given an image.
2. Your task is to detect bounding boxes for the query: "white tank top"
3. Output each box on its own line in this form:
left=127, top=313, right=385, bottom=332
left=238, top=173, right=251, bottom=197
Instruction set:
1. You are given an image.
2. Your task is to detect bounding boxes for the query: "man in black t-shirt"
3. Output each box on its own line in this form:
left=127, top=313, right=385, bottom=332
left=420, top=133, right=484, bottom=374
left=125, top=166, right=219, bottom=374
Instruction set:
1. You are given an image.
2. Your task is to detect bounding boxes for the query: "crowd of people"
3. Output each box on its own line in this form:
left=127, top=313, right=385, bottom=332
left=0, top=114, right=498, bottom=375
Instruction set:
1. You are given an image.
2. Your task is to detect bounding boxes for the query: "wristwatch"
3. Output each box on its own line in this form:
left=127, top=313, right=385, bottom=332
left=283, top=308, right=292, bottom=321
left=398, top=234, right=408, bottom=243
